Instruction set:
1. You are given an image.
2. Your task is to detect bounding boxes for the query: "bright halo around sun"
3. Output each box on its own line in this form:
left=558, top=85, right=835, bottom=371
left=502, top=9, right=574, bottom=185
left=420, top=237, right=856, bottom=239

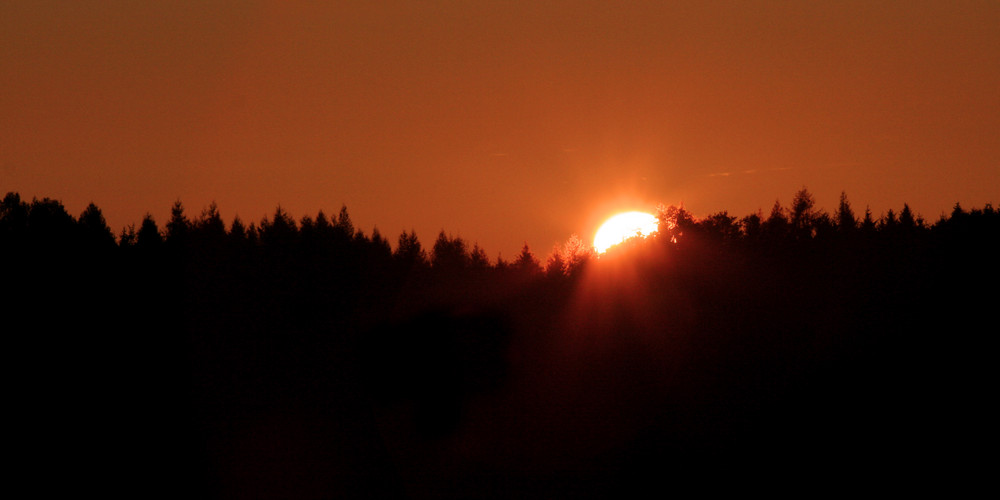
left=593, top=211, right=659, bottom=254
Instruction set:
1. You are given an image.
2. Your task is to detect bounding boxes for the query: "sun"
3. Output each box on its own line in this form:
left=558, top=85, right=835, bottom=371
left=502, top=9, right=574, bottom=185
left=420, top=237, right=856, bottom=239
left=593, top=211, right=659, bottom=253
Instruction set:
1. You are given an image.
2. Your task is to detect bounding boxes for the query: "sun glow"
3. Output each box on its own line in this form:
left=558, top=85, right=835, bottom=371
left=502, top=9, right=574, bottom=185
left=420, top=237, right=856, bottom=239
left=593, top=211, right=659, bottom=254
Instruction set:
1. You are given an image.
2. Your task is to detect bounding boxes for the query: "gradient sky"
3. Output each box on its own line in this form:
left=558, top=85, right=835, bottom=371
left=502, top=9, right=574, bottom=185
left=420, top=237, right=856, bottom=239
left=3, top=1, right=998, bottom=257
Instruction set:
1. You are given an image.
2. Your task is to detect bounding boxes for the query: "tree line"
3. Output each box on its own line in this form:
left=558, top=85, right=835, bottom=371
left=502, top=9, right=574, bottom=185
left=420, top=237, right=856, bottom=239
left=3, top=187, right=997, bottom=496
left=4, top=187, right=996, bottom=278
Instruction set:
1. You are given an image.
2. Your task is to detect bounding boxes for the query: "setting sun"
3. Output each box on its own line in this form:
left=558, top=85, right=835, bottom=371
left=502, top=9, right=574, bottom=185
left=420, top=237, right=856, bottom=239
left=594, top=211, right=659, bottom=254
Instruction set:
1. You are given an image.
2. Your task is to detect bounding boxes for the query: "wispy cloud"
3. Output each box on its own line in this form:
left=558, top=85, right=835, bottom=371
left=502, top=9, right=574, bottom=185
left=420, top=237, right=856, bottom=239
left=708, top=166, right=793, bottom=178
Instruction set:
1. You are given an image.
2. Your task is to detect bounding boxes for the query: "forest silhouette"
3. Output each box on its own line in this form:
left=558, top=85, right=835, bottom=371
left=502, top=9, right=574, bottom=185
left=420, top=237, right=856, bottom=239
left=3, top=188, right=997, bottom=497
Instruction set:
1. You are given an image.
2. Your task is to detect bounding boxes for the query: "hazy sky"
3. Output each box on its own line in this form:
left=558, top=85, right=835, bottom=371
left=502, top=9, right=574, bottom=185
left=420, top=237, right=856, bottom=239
left=3, top=1, right=998, bottom=257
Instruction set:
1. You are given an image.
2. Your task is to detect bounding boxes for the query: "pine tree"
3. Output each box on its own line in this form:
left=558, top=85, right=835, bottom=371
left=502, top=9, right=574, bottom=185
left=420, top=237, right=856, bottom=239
left=78, top=202, right=116, bottom=248
left=165, top=200, right=190, bottom=244
left=837, top=191, right=857, bottom=232
left=514, top=243, right=542, bottom=275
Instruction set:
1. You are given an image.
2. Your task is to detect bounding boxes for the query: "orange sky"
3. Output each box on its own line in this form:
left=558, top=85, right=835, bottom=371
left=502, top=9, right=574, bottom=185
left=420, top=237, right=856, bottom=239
left=3, top=1, right=998, bottom=258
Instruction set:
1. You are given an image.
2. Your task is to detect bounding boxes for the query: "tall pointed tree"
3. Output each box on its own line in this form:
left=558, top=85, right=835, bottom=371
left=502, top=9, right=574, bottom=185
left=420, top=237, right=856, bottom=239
left=836, top=191, right=857, bottom=232
left=395, top=229, right=427, bottom=270
left=136, top=214, right=163, bottom=249
left=514, top=243, right=542, bottom=275
left=165, top=200, right=190, bottom=244
left=790, top=187, right=816, bottom=239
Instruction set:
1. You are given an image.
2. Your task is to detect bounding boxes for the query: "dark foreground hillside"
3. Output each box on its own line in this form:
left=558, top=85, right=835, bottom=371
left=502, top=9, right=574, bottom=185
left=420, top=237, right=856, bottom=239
left=3, top=192, right=997, bottom=497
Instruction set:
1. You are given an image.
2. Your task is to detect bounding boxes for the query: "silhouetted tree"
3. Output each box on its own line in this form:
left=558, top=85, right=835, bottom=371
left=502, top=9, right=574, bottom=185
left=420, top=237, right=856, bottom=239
left=229, top=216, right=247, bottom=243
left=432, top=231, right=470, bottom=272
left=299, top=214, right=315, bottom=237
left=813, top=212, right=836, bottom=240
left=763, top=199, right=789, bottom=239
left=165, top=200, right=190, bottom=245
left=27, top=197, right=76, bottom=248
left=656, top=204, right=694, bottom=243
left=194, top=202, right=226, bottom=240
left=0, top=192, right=29, bottom=244
left=700, top=211, right=740, bottom=242
left=951, top=202, right=966, bottom=219
left=561, top=234, right=593, bottom=277
left=469, top=243, right=490, bottom=272
left=78, top=202, right=116, bottom=249
left=495, top=253, right=510, bottom=273
left=226, top=215, right=253, bottom=263
left=837, top=191, right=857, bottom=232
left=790, top=187, right=816, bottom=239
left=260, top=206, right=298, bottom=248
left=513, top=243, right=542, bottom=276
left=353, top=228, right=370, bottom=248
left=245, top=222, right=260, bottom=246
left=314, top=210, right=332, bottom=235
left=368, top=227, right=393, bottom=262
left=879, top=209, right=898, bottom=232
left=861, top=206, right=877, bottom=234
left=739, top=211, right=763, bottom=241
left=136, top=214, right=163, bottom=250
left=1, top=192, right=25, bottom=220
left=899, top=203, right=919, bottom=231
left=395, top=229, right=428, bottom=271
left=335, top=205, right=354, bottom=244
left=545, top=245, right=566, bottom=279
left=119, top=224, right=137, bottom=248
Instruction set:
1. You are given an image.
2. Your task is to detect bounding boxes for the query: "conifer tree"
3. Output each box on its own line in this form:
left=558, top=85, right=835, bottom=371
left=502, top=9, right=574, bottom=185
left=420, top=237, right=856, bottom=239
left=837, top=191, right=857, bottom=232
